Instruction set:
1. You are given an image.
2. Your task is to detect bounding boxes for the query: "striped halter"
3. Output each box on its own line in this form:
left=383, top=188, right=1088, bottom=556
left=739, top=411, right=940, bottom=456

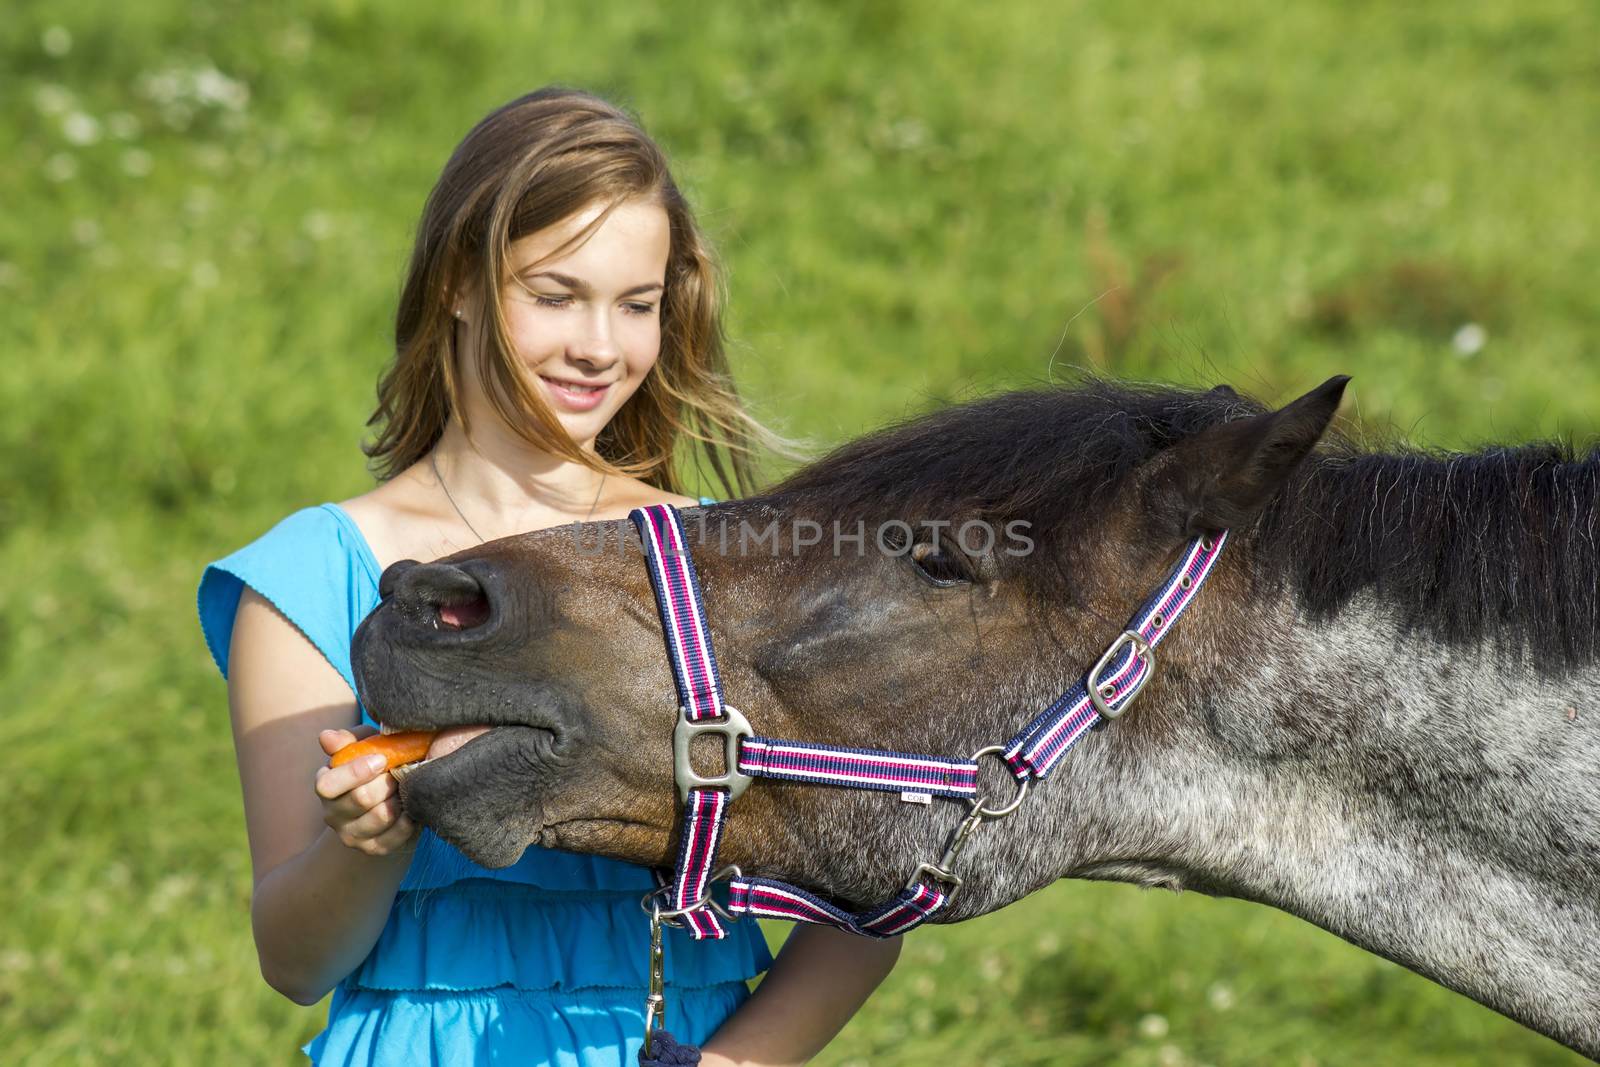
left=627, top=504, right=1225, bottom=1035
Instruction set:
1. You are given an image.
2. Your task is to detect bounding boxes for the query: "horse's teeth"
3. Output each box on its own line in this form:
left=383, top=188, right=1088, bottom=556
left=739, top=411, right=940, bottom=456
left=389, top=759, right=433, bottom=783
left=380, top=723, right=397, bottom=735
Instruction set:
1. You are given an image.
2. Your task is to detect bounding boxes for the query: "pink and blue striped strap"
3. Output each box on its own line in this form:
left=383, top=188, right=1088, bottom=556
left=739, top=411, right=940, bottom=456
left=726, top=874, right=950, bottom=939
left=1002, top=532, right=1227, bottom=780
left=631, top=504, right=726, bottom=723
left=738, top=738, right=978, bottom=800
left=631, top=504, right=732, bottom=939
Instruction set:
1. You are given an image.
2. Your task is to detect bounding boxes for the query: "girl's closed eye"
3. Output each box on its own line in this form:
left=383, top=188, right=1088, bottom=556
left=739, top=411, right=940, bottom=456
left=622, top=301, right=658, bottom=316
left=533, top=293, right=573, bottom=309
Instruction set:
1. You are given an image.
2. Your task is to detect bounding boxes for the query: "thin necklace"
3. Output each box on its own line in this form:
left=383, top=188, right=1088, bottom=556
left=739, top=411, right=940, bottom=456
left=430, top=451, right=606, bottom=545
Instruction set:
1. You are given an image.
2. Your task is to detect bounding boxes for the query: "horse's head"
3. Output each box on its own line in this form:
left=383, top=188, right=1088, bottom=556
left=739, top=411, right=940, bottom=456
left=351, top=377, right=1346, bottom=915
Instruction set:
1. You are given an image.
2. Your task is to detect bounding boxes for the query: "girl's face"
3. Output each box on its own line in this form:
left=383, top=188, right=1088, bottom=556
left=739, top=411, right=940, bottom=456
left=469, top=197, right=671, bottom=451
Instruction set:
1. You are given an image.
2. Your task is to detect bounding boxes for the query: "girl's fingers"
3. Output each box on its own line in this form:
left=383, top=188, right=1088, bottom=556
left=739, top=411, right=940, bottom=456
left=341, top=797, right=405, bottom=842
left=348, top=772, right=398, bottom=811
left=319, top=773, right=398, bottom=826
left=366, top=816, right=419, bottom=855
left=314, top=754, right=391, bottom=801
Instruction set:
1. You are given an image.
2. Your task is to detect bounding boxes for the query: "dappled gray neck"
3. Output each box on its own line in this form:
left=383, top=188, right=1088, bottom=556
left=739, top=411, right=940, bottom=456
left=1160, top=597, right=1600, bottom=1053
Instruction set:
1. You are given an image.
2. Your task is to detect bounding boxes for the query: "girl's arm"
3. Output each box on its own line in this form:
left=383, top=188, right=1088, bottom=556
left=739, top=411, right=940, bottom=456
left=227, top=588, right=417, bottom=1004
left=700, top=925, right=902, bottom=1066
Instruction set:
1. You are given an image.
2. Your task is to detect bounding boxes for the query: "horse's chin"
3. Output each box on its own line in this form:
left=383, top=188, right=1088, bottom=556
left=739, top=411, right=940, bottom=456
left=416, top=811, right=532, bottom=869
left=394, top=725, right=553, bottom=869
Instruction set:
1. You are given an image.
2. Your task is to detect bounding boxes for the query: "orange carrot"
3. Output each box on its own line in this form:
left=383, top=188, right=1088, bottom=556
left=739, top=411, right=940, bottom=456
left=329, top=731, right=437, bottom=770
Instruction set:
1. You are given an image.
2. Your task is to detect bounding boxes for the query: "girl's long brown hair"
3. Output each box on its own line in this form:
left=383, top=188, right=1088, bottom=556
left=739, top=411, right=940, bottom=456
left=366, top=87, right=786, bottom=495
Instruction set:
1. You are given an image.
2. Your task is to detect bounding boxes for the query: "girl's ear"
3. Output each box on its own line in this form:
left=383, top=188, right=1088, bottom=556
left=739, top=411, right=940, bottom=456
left=1147, top=376, right=1350, bottom=538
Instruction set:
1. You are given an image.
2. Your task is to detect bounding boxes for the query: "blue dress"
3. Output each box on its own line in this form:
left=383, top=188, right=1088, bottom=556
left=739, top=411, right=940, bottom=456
left=198, top=502, right=772, bottom=1066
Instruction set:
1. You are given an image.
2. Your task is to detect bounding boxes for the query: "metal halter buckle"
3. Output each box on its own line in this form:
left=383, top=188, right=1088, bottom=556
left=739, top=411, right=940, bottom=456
left=1086, top=629, right=1155, bottom=720
left=673, top=705, right=754, bottom=802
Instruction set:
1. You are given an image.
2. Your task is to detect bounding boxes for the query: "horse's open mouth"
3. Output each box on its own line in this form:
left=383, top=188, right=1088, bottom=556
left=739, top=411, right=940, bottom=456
left=383, top=722, right=494, bottom=783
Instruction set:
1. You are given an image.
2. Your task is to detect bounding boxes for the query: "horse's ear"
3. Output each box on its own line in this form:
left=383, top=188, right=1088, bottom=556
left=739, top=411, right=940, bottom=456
left=1148, top=376, right=1349, bottom=538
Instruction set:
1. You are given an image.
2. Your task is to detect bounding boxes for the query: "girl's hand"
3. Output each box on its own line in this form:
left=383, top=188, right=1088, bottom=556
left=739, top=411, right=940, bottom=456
left=315, top=727, right=419, bottom=856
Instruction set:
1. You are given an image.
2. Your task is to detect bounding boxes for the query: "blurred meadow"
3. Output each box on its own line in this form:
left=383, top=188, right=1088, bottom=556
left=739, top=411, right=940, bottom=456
left=4, top=0, right=1598, bottom=1064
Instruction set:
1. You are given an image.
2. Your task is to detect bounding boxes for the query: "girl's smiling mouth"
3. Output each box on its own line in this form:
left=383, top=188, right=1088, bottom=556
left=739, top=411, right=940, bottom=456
left=539, top=376, right=612, bottom=412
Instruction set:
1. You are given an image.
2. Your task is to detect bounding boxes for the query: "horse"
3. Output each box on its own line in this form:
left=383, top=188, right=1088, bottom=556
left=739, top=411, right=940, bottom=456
left=351, top=377, right=1600, bottom=1056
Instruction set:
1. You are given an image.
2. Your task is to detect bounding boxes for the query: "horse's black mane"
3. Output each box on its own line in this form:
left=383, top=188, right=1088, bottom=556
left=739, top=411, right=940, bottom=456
left=769, top=381, right=1600, bottom=665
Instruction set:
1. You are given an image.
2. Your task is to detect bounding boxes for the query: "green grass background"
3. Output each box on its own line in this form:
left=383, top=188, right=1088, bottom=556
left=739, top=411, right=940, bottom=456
left=3, top=1, right=1597, bottom=1063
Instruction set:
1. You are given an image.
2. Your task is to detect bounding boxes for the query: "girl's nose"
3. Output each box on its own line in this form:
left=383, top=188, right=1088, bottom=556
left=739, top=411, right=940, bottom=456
left=571, top=310, right=621, bottom=368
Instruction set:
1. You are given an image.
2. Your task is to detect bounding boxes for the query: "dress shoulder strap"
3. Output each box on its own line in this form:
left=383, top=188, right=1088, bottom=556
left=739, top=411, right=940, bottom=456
left=197, top=504, right=382, bottom=693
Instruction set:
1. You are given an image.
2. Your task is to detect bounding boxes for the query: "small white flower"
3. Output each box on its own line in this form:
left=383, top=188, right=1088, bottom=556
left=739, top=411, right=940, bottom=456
left=0, top=262, right=19, bottom=287
left=1452, top=322, right=1487, bottom=357
left=121, top=148, right=153, bottom=177
left=34, top=83, right=74, bottom=115
left=185, top=187, right=216, bottom=217
left=1138, top=1012, right=1170, bottom=1039
left=888, top=118, right=928, bottom=151
left=107, top=111, right=142, bottom=139
left=62, top=111, right=101, bottom=145
left=138, top=69, right=181, bottom=104
left=71, top=218, right=101, bottom=245
left=192, top=261, right=220, bottom=288
left=1207, top=982, right=1236, bottom=1011
left=276, top=23, right=313, bottom=62
left=42, top=26, right=72, bottom=57
left=193, top=66, right=250, bottom=111
left=162, top=101, right=194, bottom=130
left=194, top=144, right=228, bottom=172
left=44, top=153, right=78, bottom=182
left=149, top=872, right=197, bottom=913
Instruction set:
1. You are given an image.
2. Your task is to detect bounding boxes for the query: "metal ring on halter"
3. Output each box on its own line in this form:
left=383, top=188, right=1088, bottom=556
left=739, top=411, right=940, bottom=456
left=640, top=866, right=744, bottom=925
left=965, top=745, right=1032, bottom=818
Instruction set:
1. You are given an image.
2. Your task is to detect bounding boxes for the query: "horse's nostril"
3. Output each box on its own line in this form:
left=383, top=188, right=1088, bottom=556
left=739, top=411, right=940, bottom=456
left=437, top=592, right=491, bottom=631
left=387, top=561, right=495, bottom=633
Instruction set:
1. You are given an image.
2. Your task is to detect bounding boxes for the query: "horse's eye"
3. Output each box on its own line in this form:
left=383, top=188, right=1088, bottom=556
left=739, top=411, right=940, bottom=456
left=909, top=541, right=970, bottom=587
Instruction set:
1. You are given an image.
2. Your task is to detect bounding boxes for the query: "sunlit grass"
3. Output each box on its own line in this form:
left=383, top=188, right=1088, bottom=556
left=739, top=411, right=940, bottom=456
left=3, top=0, right=1596, bottom=1063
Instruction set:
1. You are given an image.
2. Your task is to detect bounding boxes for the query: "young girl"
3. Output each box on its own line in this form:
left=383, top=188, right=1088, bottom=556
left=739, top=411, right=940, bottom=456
left=198, top=88, right=900, bottom=1066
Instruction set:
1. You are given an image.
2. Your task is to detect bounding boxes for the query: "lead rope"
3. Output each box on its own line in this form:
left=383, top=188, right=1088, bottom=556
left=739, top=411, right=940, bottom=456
left=627, top=504, right=1228, bottom=1063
